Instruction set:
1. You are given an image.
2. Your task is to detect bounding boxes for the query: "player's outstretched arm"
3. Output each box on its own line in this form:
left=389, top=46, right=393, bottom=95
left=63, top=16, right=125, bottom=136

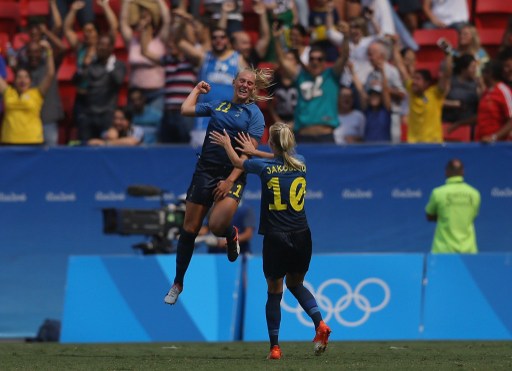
left=209, top=129, right=245, bottom=169
left=181, top=81, right=210, bottom=116
left=235, top=132, right=274, bottom=159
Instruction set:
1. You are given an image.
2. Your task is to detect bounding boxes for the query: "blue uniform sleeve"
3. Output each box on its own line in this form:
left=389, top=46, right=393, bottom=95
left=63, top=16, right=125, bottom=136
left=195, top=101, right=216, bottom=117
left=243, top=158, right=265, bottom=175
left=247, top=105, right=265, bottom=142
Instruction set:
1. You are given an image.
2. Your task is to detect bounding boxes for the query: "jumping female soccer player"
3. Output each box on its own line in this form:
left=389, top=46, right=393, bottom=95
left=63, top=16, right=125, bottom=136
left=164, top=68, right=273, bottom=305
left=210, top=123, right=331, bottom=359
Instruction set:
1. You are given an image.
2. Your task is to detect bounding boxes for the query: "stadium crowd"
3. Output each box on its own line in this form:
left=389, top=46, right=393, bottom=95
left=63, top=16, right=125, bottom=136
left=0, top=0, right=511, bottom=146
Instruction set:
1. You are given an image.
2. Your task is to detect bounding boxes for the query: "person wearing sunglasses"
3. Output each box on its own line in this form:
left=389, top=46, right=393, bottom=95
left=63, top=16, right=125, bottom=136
left=273, top=22, right=349, bottom=143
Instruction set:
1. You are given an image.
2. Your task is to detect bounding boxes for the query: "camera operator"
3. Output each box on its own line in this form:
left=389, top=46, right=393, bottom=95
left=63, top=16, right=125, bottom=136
left=88, top=107, right=144, bottom=146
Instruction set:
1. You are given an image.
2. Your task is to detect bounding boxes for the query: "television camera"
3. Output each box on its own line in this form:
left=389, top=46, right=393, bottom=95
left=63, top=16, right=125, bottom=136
left=102, top=185, right=185, bottom=254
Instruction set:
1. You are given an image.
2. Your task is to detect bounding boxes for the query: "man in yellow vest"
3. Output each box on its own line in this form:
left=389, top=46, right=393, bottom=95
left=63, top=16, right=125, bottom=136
left=425, top=159, right=481, bottom=253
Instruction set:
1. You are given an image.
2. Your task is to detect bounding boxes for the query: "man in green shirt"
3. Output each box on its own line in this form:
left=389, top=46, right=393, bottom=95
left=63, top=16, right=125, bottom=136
left=425, top=159, right=481, bottom=253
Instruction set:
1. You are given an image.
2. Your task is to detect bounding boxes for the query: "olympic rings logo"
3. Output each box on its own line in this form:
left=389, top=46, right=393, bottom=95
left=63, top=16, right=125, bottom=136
left=281, top=278, right=391, bottom=327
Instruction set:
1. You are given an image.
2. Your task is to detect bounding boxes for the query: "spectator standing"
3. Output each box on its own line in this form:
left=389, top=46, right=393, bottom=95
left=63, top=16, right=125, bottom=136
left=334, top=84, right=366, bottom=144
left=203, top=0, right=243, bottom=34
left=120, top=0, right=171, bottom=112
left=365, top=40, right=406, bottom=143
left=360, top=0, right=395, bottom=36
left=326, top=16, right=377, bottom=84
left=88, top=107, right=144, bottom=146
left=425, top=159, right=480, bottom=254
left=422, top=0, right=469, bottom=31
left=127, top=88, right=162, bottom=144
left=309, top=0, right=340, bottom=62
left=268, top=50, right=299, bottom=128
left=454, top=24, right=489, bottom=74
left=289, top=24, right=311, bottom=65
left=75, top=34, right=127, bottom=141
left=223, top=1, right=271, bottom=67
left=499, top=47, right=512, bottom=89
left=0, top=41, right=55, bottom=145
left=475, top=60, right=512, bottom=142
left=64, top=0, right=118, bottom=140
left=18, top=41, right=64, bottom=146
left=140, top=17, right=196, bottom=143
left=353, top=59, right=391, bottom=142
left=56, top=0, right=95, bottom=27
left=391, top=0, right=422, bottom=34
left=443, top=54, right=482, bottom=140
left=274, top=23, right=350, bottom=143
left=395, top=42, right=453, bottom=143
left=498, top=17, right=512, bottom=56
left=16, top=1, right=67, bottom=66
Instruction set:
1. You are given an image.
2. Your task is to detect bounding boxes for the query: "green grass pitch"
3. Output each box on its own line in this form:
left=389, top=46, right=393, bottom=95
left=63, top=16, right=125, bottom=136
left=1, top=341, right=511, bottom=370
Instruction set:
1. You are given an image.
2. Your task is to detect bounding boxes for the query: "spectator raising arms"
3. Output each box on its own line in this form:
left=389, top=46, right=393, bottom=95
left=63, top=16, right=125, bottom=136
left=443, top=54, right=482, bottom=140
left=74, top=34, right=127, bottom=141
left=334, top=84, right=366, bottom=145
left=274, top=21, right=350, bottom=143
left=0, top=41, right=55, bottom=145
left=140, top=17, right=196, bottom=144
left=17, top=41, right=64, bottom=146
left=64, top=0, right=118, bottom=141
left=120, top=0, right=171, bottom=111
left=352, top=59, right=392, bottom=142
left=395, top=39, right=453, bottom=143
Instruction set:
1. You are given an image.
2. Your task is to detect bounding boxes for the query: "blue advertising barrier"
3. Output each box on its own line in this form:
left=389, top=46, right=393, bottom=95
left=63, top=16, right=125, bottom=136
left=421, top=254, right=512, bottom=340
left=60, top=255, right=242, bottom=343
left=1, top=144, right=512, bottom=338
left=244, top=254, right=425, bottom=341
left=59, top=253, right=512, bottom=342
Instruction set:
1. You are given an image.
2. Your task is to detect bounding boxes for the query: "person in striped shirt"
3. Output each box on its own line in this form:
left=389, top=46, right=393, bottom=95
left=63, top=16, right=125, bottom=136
left=140, top=20, right=197, bottom=143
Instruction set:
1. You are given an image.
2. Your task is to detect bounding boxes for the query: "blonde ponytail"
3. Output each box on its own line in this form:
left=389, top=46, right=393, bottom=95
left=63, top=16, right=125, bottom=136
left=269, top=122, right=304, bottom=171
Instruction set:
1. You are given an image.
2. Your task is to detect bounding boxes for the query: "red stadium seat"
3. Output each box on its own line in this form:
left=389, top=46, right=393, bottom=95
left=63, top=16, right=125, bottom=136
left=443, top=123, right=471, bottom=142
left=242, top=13, right=259, bottom=33
left=413, top=29, right=458, bottom=65
left=475, top=0, right=512, bottom=30
left=57, top=58, right=77, bottom=82
left=12, top=32, right=29, bottom=50
left=0, top=2, right=20, bottom=36
left=466, top=0, right=474, bottom=22
left=477, top=28, right=505, bottom=58
left=27, top=0, right=49, bottom=17
left=0, top=32, right=9, bottom=55
left=6, top=65, right=14, bottom=83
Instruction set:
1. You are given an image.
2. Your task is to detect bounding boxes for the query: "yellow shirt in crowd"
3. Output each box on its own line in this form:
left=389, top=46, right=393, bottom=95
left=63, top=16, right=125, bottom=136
left=1, top=86, right=44, bottom=144
left=406, top=80, right=444, bottom=143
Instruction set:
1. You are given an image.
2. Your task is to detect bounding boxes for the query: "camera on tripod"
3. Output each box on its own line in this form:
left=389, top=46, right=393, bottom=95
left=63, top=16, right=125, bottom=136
left=101, top=185, right=185, bottom=254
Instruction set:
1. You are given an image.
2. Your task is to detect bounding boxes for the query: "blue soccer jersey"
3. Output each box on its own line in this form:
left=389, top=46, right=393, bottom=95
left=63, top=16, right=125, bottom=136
left=244, top=155, right=308, bottom=234
left=196, top=100, right=265, bottom=165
